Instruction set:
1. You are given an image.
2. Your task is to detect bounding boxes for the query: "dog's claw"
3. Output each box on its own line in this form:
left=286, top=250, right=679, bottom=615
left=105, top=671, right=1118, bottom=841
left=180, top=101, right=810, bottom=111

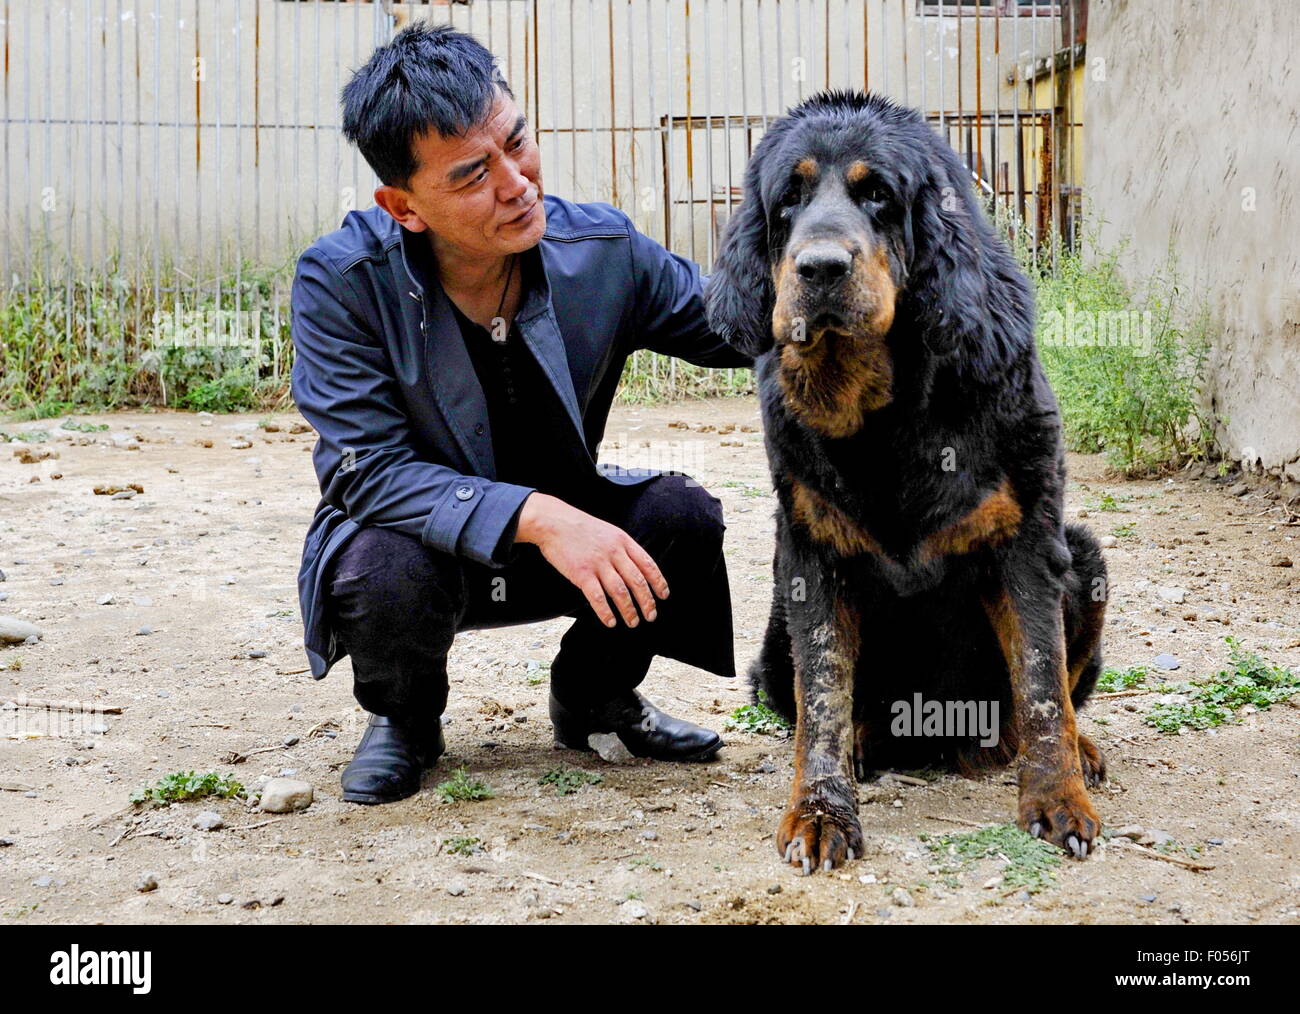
left=801, top=856, right=811, bottom=876
left=1029, top=821, right=1044, bottom=839
left=784, top=842, right=795, bottom=863
left=847, top=848, right=855, bottom=861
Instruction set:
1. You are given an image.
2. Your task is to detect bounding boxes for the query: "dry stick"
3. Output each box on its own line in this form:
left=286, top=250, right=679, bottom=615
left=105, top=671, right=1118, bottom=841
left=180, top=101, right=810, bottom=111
left=2, top=696, right=122, bottom=714
left=1111, top=837, right=1215, bottom=871
left=1, top=782, right=36, bottom=793
left=1094, top=689, right=1153, bottom=699
left=222, top=744, right=285, bottom=764
left=841, top=900, right=859, bottom=925
left=522, top=871, right=562, bottom=887
left=879, top=771, right=930, bottom=787
left=86, top=804, right=135, bottom=829
left=922, top=814, right=990, bottom=829
left=227, top=818, right=282, bottom=832
left=276, top=667, right=310, bottom=676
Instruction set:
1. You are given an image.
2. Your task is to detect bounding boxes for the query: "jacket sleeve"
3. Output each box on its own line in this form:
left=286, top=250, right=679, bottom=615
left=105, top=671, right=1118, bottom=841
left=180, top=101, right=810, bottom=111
left=622, top=211, right=755, bottom=369
left=289, top=247, right=534, bottom=568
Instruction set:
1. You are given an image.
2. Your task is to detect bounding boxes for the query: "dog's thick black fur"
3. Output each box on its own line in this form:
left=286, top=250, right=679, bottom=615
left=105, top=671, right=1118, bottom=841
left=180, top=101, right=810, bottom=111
left=705, top=90, right=1109, bottom=873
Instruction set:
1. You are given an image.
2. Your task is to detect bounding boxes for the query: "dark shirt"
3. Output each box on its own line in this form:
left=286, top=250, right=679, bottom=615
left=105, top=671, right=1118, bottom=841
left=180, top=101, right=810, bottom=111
left=446, top=253, right=612, bottom=523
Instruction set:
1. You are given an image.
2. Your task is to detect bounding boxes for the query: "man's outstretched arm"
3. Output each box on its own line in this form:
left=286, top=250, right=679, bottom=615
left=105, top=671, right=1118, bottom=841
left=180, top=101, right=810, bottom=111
left=622, top=210, right=756, bottom=369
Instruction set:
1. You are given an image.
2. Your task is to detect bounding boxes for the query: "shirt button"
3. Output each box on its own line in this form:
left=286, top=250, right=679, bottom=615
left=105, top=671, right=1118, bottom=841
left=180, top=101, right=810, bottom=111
left=455, top=485, right=474, bottom=501
left=474, top=423, right=485, bottom=435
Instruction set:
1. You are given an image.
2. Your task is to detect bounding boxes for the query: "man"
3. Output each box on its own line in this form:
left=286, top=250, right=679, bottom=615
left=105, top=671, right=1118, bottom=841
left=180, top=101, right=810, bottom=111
left=290, top=21, right=752, bottom=804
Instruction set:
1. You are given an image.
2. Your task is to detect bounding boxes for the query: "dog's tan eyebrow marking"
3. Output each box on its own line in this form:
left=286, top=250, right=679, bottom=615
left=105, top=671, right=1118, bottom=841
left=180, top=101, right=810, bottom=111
left=845, top=161, right=870, bottom=184
left=794, top=158, right=819, bottom=179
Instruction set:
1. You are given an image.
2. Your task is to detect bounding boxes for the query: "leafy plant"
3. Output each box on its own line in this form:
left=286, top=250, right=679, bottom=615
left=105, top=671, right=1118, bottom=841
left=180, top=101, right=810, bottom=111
left=130, top=771, right=245, bottom=807
left=1144, top=638, right=1299, bottom=733
left=538, top=766, right=603, bottom=796
left=443, top=836, right=482, bottom=856
left=920, top=823, right=1062, bottom=894
left=724, top=690, right=792, bottom=735
left=432, top=767, right=493, bottom=803
left=1095, top=665, right=1148, bottom=693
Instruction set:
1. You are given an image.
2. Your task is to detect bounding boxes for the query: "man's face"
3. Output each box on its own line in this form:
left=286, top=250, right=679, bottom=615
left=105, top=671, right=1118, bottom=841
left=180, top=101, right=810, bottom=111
left=374, top=88, right=546, bottom=261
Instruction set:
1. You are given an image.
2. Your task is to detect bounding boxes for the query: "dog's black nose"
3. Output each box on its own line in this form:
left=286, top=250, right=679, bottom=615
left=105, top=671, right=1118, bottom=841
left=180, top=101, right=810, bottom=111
left=795, top=245, right=852, bottom=287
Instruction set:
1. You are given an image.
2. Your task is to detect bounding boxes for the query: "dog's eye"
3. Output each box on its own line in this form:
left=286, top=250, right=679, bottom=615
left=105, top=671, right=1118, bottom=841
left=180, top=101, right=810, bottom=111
left=857, top=179, right=890, bottom=207
left=778, top=186, right=802, bottom=210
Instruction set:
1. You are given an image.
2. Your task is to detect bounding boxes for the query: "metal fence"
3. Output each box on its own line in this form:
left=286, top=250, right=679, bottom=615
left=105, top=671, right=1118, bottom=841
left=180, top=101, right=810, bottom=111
left=0, top=0, right=1083, bottom=405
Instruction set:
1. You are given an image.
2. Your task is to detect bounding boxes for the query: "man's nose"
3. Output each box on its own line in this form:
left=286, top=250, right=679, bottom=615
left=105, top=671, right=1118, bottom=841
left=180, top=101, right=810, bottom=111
left=794, top=244, right=853, bottom=287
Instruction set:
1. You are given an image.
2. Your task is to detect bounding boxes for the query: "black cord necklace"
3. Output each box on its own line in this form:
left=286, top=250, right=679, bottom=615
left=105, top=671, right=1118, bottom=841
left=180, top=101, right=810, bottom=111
left=492, top=253, right=518, bottom=404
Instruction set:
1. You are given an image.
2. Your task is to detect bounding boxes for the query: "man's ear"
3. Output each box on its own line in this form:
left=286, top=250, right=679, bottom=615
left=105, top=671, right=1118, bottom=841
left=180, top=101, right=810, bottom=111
left=705, top=159, right=775, bottom=358
left=374, top=184, right=428, bottom=232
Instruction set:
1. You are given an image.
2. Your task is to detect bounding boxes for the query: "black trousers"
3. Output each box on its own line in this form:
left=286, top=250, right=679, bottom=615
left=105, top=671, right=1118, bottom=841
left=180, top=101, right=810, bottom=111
left=323, top=473, right=738, bottom=720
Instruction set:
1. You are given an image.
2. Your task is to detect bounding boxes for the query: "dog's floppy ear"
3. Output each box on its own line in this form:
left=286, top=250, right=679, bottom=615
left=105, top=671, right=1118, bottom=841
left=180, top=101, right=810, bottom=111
left=705, top=159, right=775, bottom=358
left=902, top=155, right=995, bottom=362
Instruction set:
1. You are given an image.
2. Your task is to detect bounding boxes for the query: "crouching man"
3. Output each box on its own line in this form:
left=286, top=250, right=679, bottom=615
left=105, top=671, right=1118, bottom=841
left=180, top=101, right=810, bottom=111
left=289, top=22, right=752, bottom=803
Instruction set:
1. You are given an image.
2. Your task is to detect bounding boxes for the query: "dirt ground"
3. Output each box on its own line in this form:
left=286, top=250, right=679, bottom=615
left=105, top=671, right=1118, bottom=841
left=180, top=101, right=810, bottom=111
left=1, top=397, right=1298, bottom=925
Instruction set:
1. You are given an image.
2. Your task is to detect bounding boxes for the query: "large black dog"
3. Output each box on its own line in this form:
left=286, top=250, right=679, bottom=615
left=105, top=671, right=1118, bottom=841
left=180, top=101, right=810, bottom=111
left=705, top=90, right=1109, bottom=874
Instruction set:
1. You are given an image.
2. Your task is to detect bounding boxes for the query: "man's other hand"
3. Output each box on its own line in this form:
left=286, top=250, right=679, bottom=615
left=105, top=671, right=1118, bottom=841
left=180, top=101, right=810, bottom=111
left=515, top=492, right=669, bottom=628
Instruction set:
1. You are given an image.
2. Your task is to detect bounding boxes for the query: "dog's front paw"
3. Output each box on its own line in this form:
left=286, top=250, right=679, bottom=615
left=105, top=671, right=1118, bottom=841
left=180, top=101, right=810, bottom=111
left=776, top=784, right=862, bottom=874
left=1018, top=773, right=1101, bottom=859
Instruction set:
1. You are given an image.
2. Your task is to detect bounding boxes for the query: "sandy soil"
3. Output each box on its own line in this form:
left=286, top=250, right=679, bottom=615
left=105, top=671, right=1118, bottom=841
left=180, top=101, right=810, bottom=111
left=1, top=398, right=1297, bottom=925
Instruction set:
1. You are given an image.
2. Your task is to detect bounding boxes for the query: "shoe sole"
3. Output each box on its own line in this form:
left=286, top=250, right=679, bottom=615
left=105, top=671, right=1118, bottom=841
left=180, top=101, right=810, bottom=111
left=553, top=735, right=723, bottom=763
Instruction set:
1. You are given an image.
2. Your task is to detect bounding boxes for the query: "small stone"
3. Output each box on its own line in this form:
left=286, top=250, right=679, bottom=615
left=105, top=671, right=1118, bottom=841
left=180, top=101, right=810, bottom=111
left=766, top=884, right=783, bottom=895
left=447, top=883, right=466, bottom=897
left=588, top=732, right=635, bottom=764
left=33, top=875, right=55, bottom=888
left=622, top=901, right=648, bottom=920
left=283, top=735, right=299, bottom=747
left=217, top=893, right=234, bottom=905
left=1138, top=828, right=1175, bottom=847
left=136, top=872, right=159, bottom=893
left=98, top=593, right=115, bottom=606
left=1268, top=555, right=1293, bottom=568
left=1227, top=483, right=1249, bottom=497
left=1153, top=653, right=1180, bottom=671
left=1112, top=825, right=1146, bottom=840
left=135, top=626, right=153, bottom=637
left=640, top=830, right=658, bottom=841
left=1156, top=586, right=1186, bottom=604
left=258, top=778, right=313, bottom=813
left=248, top=649, right=268, bottom=659
left=683, top=899, right=702, bottom=912
left=1099, top=535, right=1118, bottom=549
left=0, top=616, right=43, bottom=644
left=1139, top=893, right=1158, bottom=903
left=891, top=887, right=915, bottom=908
left=49, top=577, right=65, bottom=586
left=193, top=811, right=224, bottom=832
left=110, top=489, right=137, bottom=500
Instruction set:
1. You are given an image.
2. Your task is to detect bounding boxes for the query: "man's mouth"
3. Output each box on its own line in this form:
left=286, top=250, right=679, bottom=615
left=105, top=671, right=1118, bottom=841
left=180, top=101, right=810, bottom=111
left=505, top=202, right=537, bottom=226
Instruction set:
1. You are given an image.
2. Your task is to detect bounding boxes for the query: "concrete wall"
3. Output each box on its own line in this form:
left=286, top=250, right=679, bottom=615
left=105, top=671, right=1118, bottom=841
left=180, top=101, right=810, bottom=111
left=1084, top=0, right=1300, bottom=478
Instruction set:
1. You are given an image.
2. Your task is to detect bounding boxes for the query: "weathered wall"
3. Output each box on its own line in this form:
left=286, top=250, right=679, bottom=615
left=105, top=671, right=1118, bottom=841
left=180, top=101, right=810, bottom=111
left=1084, top=0, right=1300, bottom=478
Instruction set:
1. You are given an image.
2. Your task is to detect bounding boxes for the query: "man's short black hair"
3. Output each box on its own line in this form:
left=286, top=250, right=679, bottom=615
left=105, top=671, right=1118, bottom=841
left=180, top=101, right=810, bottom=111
left=341, top=21, right=515, bottom=190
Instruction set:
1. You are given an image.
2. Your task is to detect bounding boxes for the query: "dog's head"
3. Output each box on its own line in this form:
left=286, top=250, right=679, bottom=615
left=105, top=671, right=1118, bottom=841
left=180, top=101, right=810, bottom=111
left=706, top=89, right=1025, bottom=437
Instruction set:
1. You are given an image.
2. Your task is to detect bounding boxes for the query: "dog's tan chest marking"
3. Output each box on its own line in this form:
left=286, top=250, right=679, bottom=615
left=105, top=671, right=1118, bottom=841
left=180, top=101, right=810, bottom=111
left=789, top=477, right=1022, bottom=563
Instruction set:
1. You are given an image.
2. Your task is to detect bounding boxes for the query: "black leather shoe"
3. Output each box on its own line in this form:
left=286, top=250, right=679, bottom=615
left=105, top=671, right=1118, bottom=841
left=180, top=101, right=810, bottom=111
left=550, top=691, right=723, bottom=762
left=340, top=714, right=446, bottom=804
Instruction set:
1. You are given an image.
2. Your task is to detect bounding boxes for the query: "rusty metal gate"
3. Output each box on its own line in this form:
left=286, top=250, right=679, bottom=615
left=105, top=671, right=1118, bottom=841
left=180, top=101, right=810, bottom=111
left=0, top=0, right=1085, bottom=402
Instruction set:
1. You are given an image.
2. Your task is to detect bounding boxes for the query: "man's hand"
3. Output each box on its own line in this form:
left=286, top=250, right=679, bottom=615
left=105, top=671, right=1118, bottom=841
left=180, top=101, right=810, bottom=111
left=515, top=492, right=669, bottom=628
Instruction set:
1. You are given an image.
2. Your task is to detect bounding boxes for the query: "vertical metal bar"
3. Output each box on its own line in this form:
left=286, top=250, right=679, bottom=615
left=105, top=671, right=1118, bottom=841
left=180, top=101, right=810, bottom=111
left=3, top=0, right=10, bottom=291
left=1048, top=0, right=1058, bottom=269
left=862, top=0, right=868, bottom=91
left=880, top=0, right=888, bottom=98
left=919, top=0, right=927, bottom=118
left=774, top=0, right=784, bottom=114
left=314, top=0, right=321, bottom=241
left=65, top=3, right=73, bottom=364
left=293, top=0, right=300, bottom=250
left=236, top=0, right=244, bottom=360
left=899, top=0, right=909, bottom=107
left=684, top=0, right=696, bottom=261
left=702, top=0, right=714, bottom=265
left=606, top=0, right=617, bottom=207
left=1013, top=0, right=1022, bottom=231
left=756, top=0, right=767, bottom=131
left=22, top=0, right=31, bottom=292
left=936, top=0, right=943, bottom=132
left=193, top=0, right=201, bottom=322
left=993, top=3, right=1001, bottom=217
left=724, top=0, right=734, bottom=218
left=626, top=0, right=635, bottom=218
left=665, top=0, right=676, bottom=254
left=549, top=0, right=557, bottom=209
left=589, top=0, right=597, bottom=201
left=975, top=0, right=983, bottom=185
left=567, top=0, right=576, bottom=198
left=215, top=0, right=223, bottom=323
left=1031, top=0, right=1038, bottom=250
left=792, top=0, right=802, bottom=105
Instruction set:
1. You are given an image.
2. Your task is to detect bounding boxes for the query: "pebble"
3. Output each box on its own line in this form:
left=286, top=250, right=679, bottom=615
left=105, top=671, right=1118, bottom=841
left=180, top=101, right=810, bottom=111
left=447, top=883, right=466, bottom=897
left=49, top=577, right=65, bottom=586
left=136, top=626, right=153, bottom=636
left=98, top=593, right=114, bottom=605
left=1099, top=535, right=1118, bottom=549
left=33, top=875, right=54, bottom=888
left=283, top=735, right=299, bottom=747
left=891, top=887, right=915, bottom=908
left=766, top=884, right=782, bottom=895
left=1156, top=586, right=1187, bottom=604
left=248, top=650, right=268, bottom=659
left=136, top=872, right=159, bottom=893
left=622, top=901, right=649, bottom=920
left=0, top=616, right=44, bottom=644
left=588, top=732, right=635, bottom=764
left=217, top=893, right=234, bottom=905
left=640, top=830, right=658, bottom=841
left=258, top=778, right=313, bottom=813
left=110, top=489, right=137, bottom=500
left=1228, top=483, right=1249, bottom=497
left=193, top=811, right=224, bottom=832
left=1153, top=653, right=1180, bottom=671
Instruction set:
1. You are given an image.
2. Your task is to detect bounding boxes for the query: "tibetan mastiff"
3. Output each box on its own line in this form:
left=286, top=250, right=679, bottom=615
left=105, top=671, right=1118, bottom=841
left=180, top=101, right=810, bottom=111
left=705, top=90, right=1109, bottom=873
